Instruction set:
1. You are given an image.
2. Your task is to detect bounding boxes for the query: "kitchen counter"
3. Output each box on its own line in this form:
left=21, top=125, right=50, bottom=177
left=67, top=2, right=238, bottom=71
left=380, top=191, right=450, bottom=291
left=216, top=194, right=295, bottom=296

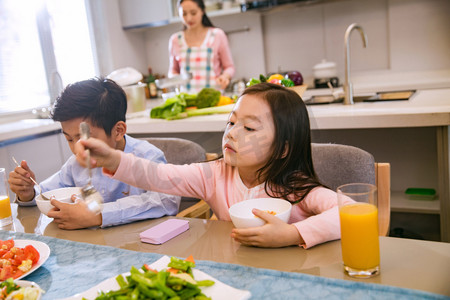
left=123, top=88, right=450, bottom=134
left=1, top=86, right=449, bottom=143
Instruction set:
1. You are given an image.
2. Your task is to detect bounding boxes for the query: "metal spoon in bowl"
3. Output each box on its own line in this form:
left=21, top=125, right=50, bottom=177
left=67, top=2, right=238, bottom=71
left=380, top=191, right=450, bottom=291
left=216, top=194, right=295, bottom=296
left=12, top=156, right=50, bottom=201
left=79, top=122, right=103, bottom=214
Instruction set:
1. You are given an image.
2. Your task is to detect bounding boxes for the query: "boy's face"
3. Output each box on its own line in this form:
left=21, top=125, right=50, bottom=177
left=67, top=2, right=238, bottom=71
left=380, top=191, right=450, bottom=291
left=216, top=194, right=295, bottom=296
left=60, top=118, right=117, bottom=154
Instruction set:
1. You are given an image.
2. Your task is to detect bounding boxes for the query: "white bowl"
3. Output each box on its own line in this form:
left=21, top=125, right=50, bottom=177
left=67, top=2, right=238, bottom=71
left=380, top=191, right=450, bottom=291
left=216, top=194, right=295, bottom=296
left=229, top=198, right=292, bottom=228
left=36, top=187, right=81, bottom=216
left=12, top=280, right=43, bottom=300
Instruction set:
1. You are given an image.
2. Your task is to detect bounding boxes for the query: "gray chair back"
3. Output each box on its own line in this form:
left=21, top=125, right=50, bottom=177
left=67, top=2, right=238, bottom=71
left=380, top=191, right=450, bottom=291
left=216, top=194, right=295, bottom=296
left=143, top=137, right=206, bottom=165
left=311, top=143, right=376, bottom=191
left=142, top=137, right=207, bottom=211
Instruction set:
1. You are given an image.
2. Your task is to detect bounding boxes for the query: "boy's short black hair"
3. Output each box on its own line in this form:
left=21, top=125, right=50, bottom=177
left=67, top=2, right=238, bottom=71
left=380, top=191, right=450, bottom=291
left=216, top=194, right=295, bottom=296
left=51, top=77, right=127, bottom=136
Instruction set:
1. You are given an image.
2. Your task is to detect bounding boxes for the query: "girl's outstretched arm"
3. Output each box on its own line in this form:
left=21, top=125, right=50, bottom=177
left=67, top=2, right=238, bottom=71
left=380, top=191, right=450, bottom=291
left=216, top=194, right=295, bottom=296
left=75, top=138, right=121, bottom=173
left=231, top=209, right=304, bottom=248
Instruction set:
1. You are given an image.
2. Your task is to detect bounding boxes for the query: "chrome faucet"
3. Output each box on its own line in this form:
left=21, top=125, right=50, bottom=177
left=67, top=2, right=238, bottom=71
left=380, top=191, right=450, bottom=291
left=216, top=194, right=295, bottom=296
left=344, top=23, right=368, bottom=105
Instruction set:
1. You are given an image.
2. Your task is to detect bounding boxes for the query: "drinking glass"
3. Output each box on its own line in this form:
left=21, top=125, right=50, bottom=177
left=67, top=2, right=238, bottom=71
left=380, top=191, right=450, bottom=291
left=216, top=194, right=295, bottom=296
left=337, top=183, right=379, bottom=278
left=0, top=168, right=13, bottom=227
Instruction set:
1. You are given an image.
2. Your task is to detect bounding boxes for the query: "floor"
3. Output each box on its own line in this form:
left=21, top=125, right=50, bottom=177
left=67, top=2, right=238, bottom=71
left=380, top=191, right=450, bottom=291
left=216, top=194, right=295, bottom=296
left=389, top=212, right=441, bottom=242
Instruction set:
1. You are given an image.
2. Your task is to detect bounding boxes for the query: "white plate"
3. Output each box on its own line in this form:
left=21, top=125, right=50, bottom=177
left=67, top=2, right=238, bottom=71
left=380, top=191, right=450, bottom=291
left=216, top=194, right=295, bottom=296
left=64, top=255, right=251, bottom=300
left=2, top=240, right=51, bottom=281
left=12, top=280, right=44, bottom=300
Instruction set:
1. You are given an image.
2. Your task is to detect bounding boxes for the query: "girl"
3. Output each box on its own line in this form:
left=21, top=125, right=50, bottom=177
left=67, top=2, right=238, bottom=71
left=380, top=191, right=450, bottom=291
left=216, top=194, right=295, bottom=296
left=75, top=83, right=353, bottom=248
left=168, top=0, right=235, bottom=93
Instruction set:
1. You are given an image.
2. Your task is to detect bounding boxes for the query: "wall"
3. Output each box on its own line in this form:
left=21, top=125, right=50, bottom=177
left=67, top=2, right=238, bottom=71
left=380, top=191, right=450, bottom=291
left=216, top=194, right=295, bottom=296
left=135, top=0, right=450, bottom=85
left=142, top=11, right=266, bottom=81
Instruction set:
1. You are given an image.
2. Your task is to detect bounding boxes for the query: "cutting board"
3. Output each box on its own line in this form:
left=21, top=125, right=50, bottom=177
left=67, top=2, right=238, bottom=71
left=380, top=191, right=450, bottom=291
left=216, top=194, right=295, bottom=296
left=288, top=84, right=308, bottom=97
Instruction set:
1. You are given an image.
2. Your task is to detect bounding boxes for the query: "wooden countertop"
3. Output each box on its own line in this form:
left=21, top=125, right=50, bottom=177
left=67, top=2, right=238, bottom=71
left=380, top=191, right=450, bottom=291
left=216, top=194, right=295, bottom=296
left=6, top=204, right=450, bottom=296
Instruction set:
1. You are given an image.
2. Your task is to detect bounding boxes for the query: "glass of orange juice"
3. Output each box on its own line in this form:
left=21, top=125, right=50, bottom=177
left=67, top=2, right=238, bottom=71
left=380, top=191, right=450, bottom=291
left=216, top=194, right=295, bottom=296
left=337, top=183, right=379, bottom=278
left=0, top=168, right=13, bottom=227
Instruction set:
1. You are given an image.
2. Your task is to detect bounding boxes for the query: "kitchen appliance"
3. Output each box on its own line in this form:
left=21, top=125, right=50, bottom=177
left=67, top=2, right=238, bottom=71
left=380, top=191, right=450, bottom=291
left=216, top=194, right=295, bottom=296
left=240, top=0, right=314, bottom=11
left=313, top=59, right=339, bottom=89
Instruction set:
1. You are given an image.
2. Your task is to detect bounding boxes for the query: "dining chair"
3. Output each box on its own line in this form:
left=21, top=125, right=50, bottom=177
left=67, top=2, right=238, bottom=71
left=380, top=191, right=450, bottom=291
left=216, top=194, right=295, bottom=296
left=141, top=137, right=214, bottom=219
left=311, top=143, right=391, bottom=236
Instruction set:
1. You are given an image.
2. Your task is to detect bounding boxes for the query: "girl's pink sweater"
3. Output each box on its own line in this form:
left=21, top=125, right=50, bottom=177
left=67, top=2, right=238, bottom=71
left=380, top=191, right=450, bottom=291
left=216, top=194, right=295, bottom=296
left=109, top=153, right=354, bottom=248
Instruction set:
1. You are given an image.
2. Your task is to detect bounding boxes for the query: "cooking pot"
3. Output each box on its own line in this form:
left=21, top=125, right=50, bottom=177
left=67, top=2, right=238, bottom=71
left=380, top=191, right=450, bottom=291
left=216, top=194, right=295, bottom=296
left=313, top=59, right=339, bottom=88
left=122, top=83, right=147, bottom=113
left=107, top=67, right=146, bottom=114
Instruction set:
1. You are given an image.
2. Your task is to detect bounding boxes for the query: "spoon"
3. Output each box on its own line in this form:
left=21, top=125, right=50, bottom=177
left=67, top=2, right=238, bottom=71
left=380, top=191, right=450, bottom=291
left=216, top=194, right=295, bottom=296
left=79, top=122, right=103, bottom=214
left=12, top=156, right=50, bottom=201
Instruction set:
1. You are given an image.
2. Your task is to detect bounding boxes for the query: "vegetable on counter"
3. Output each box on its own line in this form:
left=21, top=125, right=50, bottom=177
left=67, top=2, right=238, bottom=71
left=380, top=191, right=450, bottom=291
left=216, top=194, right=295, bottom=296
left=150, top=87, right=233, bottom=120
left=246, top=74, right=295, bottom=88
left=195, top=88, right=221, bottom=109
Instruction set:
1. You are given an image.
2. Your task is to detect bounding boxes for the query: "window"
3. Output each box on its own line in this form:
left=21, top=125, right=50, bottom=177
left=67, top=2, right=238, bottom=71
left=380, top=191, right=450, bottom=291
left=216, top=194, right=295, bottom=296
left=0, top=0, right=96, bottom=116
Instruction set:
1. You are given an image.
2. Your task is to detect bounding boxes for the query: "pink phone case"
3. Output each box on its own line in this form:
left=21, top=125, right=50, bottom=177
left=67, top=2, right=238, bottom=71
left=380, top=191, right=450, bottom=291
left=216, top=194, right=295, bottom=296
left=140, top=219, right=189, bottom=244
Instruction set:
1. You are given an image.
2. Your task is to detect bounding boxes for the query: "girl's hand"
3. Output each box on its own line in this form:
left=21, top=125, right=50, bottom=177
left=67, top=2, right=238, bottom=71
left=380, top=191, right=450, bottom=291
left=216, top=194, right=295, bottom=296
left=231, top=208, right=304, bottom=248
left=74, top=138, right=121, bottom=172
left=216, top=74, right=230, bottom=90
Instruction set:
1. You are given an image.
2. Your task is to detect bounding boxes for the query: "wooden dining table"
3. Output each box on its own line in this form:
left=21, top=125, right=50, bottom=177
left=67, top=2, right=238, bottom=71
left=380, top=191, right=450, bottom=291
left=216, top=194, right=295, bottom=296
left=4, top=203, right=450, bottom=297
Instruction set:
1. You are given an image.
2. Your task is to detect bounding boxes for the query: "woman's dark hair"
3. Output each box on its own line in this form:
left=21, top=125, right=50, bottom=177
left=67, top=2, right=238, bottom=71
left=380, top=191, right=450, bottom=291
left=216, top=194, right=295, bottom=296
left=242, top=82, right=323, bottom=203
left=51, top=77, right=127, bottom=137
left=178, top=0, right=214, bottom=28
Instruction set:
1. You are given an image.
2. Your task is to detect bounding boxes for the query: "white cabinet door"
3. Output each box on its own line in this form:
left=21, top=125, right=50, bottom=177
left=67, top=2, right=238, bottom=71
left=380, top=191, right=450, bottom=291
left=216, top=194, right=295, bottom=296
left=5, top=133, right=67, bottom=185
left=118, top=0, right=172, bottom=29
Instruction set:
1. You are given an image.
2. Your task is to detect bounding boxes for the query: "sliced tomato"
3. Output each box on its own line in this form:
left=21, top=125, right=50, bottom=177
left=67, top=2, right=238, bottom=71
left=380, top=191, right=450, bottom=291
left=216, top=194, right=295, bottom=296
left=0, top=239, right=14, bottom=250
left=1, top=251, right=14, bottom=260
left=0, top=265, right=13, bottom=281
left=24, top=245, right=40, bottom=264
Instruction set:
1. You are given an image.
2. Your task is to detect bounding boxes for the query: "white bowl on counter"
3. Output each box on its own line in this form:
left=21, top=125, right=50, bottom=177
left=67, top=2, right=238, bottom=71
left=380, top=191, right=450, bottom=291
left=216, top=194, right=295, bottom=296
left=229, top=198, right=292, bottom=228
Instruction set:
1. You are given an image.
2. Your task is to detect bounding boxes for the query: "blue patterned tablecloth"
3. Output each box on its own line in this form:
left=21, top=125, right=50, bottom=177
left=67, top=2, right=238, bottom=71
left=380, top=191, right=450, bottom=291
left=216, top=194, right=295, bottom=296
left=0, top=231, right=447, bottom=300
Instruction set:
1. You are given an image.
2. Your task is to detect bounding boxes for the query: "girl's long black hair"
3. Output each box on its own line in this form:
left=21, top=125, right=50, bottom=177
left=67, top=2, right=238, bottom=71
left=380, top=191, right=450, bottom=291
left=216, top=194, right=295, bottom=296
left=242, top=83, right=323, bottom=204
left=178, top=0, right=214, bottom=28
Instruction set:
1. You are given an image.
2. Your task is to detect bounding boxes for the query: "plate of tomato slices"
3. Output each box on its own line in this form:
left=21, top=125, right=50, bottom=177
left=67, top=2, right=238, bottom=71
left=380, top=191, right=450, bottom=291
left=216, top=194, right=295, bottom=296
left=0, top=239, right=50, bottom=282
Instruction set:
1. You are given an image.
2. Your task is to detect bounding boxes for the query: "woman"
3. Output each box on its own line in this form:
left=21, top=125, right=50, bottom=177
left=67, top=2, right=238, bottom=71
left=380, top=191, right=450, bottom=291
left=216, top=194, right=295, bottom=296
left=168, top=0, right=235, bottom=93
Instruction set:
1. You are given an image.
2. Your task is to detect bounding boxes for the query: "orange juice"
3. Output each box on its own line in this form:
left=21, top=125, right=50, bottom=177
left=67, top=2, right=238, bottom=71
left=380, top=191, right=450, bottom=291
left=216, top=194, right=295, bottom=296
left=0, top=195, right=12, bottom=219
left=339, top=202, right=379, bottom=270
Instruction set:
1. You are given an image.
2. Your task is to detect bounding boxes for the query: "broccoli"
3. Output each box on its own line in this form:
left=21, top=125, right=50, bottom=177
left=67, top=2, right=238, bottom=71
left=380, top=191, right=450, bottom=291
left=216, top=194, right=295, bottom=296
left=195, top=88, right=221, bottom=108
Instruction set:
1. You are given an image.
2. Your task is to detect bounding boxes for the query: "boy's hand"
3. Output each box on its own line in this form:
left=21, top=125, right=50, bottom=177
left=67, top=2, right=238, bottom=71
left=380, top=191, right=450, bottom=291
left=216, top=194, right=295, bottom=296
left=75, top=138, right=121, bottom=172
left=8, top=160, right=36, bottom=202
left=230, top=208, right=304, bottom=248
left=47, top=195, right=102, bottom=229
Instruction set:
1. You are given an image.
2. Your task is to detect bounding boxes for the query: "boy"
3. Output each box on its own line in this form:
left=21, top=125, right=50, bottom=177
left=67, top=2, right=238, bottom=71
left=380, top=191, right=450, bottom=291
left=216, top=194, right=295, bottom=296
left=8, top=77, right=180, bottom=229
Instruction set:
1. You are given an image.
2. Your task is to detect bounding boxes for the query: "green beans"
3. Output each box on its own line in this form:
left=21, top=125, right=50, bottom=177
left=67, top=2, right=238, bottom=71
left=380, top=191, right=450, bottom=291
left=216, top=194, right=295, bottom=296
left=93, top=257, right=214, bottom=300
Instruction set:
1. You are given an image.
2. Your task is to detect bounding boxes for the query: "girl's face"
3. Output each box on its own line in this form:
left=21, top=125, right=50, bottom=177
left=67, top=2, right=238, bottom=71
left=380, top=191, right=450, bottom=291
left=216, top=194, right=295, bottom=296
left=222, top=94, right=276, bottom=172
left=179, top=0, right=203, bottom=29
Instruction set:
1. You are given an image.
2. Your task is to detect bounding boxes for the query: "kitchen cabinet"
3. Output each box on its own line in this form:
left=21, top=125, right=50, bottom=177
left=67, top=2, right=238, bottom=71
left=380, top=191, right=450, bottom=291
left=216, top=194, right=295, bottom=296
left=118, top=0, right=242, bottom=30
left=118, top=0, right=172, bottom=30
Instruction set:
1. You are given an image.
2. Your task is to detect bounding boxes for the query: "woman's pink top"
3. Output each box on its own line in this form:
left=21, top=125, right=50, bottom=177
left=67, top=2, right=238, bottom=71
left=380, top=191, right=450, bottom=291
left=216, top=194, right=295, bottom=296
left=168, top=27, right=235, bottom=80
left=110, top=153, right=354, bottom=249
